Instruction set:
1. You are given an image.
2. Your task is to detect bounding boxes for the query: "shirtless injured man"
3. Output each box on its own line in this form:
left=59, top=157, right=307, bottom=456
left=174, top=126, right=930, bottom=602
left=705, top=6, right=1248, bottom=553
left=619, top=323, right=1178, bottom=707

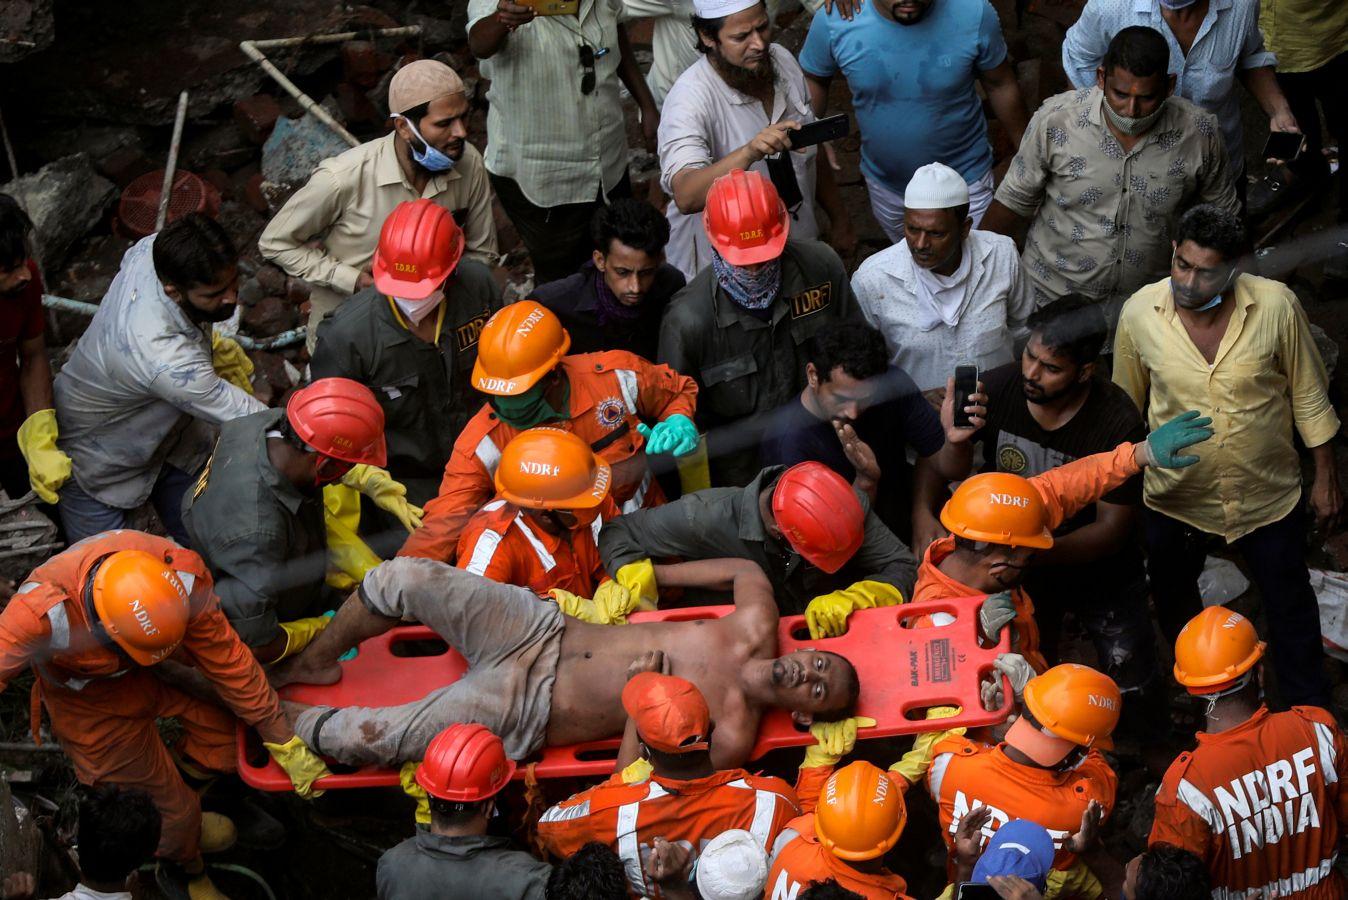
left=275, top=557, right=859, bottom=769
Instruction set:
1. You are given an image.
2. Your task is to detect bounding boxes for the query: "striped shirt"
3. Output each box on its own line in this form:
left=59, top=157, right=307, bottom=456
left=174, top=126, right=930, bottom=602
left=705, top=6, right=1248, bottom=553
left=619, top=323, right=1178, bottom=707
left=467, top=0, right=631, bottom=207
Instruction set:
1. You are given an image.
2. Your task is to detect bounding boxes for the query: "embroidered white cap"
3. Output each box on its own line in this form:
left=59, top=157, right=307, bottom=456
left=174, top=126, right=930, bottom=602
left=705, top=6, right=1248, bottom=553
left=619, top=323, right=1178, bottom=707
left=694, top=830, right=768, bottom=900
left=692, top=0, right=761, bottom=19
left=904, top=162, right=970, bottom=210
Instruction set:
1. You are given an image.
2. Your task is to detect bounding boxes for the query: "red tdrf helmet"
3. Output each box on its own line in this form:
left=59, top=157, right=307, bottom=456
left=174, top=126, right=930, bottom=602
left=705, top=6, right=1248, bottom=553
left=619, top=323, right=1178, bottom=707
left=415, top=723, right=517, bottom=802
left=703, top=169, right=790, bottom=267
left=286, top=378, right=388, bottom=467
left=772, top=462, right=864, bottom=573
left=373, top=199, right=465, bottom=299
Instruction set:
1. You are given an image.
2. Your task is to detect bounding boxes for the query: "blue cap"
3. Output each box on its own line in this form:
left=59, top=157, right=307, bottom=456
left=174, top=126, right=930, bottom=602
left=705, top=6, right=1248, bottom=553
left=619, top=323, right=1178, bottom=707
left=971, top=820, right=1055, bottom=890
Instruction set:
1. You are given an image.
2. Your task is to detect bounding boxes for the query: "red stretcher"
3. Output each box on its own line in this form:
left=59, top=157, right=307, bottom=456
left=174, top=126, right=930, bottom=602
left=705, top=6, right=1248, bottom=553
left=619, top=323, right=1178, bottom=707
left=237, top=594, right=1010, bottom=792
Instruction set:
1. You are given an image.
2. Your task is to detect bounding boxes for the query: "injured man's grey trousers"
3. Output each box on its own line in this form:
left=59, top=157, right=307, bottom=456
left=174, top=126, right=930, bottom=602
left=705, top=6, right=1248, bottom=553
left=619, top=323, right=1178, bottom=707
left=293, top=558, right=564, bottom=764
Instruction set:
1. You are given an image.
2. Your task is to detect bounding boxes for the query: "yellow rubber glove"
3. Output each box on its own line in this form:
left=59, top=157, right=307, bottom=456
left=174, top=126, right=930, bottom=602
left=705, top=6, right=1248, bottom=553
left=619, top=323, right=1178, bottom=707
left=211, top=332, right=255, bottom=394
left=341, top=464, right=423, bottom=533
left=399, top=760, right=431, bottom=826
left=1046, top=861, right=1104, bottom=900
left=277, top=616, right=331, bottom=661
left=620, top=757, right=653, bottom=784
left=889, top=706, right=966, bottom=785
left=802, top=716, right=877, bottom=769
left=614, top=559, right=659, bottom=611
left=324, top=483, right=363, bottom=533
left=547, top=588, right=607, bottom=624
left=591, top=580, right=638, bottom=624
left=263, top=735, right=331, bottom=799
left=674, top=435, right=711, bottom=494
left=323, top=507, right=382, bottom=590
left=805, top=580, right=905, bottom=640
left=16, top=409, right=72, bottom=504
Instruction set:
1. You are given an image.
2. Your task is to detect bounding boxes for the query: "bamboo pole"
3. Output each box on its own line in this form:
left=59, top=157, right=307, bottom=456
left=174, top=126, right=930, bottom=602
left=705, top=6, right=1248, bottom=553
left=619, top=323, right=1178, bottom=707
left=155, top=91, right=189, bottom=232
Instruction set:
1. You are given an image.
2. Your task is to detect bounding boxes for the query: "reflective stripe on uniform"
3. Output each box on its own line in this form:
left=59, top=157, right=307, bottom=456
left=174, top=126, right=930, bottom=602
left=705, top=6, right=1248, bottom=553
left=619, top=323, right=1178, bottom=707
left=475, top=435, right=502, bottom=475
left=1313, top=722, right=1338, bottom=785
left=539, top=798, right=591, bottom=824
left=724, top=778, right=781, bottom=849
left=614, top=369, right=640, bottom=415
left=1211, top=856, right=1337, bottom=899
left=16, top=582, right=39, bottom=595
left=1175, top=778, right=1223, bottom=834
left=621, top=470, right=653, bottom=515
left=175, top=570, right=197, bottom=595
left=45, top=604, right=71, bottom=651
left=928, top=752, right=953, bottom=799
left=616, top=781, right=668, bottom=894
left=464, top=529, right=506, bottom=577
left=513, top=515, right=556, bottom=572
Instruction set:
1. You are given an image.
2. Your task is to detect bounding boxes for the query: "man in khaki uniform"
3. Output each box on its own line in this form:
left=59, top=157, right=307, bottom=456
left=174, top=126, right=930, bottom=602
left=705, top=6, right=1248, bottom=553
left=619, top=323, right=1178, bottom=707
left=259, top=59, right=499, bottom=351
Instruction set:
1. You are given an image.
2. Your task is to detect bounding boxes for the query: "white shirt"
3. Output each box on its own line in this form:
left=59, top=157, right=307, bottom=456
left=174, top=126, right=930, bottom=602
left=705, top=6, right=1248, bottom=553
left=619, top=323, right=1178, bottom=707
left=53, top=886, right=131, bottom=900
left=851, top=229, right=1034, bottom=392
left=467, top=0, right=631, bottom=207
left=658, top=44, right=820, bottom=279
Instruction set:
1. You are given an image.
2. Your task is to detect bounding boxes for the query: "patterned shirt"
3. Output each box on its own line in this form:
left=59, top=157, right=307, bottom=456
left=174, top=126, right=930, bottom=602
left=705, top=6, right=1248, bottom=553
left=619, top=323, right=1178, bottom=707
left=994, top=87, right=1238, bottom=311
left=1063, top=0, right=1276, bottom=167
left=467, top=0, right=631, bottom=207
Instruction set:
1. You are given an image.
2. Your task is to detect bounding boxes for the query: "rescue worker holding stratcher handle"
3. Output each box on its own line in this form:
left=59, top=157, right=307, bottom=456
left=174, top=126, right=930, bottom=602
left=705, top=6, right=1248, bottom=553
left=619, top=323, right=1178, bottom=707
left=0, top=531, right=329, bottom=900
left=183, top=378, right=394, bottom=662
left=399, top=300, right=699, bottom=563
left=457, top=428, right=637, bottom=624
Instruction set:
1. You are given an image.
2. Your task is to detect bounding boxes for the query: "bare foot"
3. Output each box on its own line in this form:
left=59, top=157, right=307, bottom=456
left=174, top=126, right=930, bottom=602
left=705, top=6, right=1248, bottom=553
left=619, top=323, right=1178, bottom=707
left=268, top=654, right=342, bottom=689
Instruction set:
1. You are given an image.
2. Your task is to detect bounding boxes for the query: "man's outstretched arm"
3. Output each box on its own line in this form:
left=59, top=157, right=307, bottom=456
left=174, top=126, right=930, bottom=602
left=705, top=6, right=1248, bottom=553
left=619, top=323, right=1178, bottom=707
left=652, top=558, right=777, bottom=624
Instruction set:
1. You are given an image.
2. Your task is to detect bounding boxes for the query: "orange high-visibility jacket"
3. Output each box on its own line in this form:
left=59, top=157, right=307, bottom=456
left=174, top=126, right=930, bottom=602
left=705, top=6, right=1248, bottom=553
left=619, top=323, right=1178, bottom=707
left=0, top=531, right=286, bottom=735
left=1150, top=706, right=1348, bottom=899
left=538, top=768, right=798, bottom=898
left=927, top=736, right=1117, bottom=872
left=400, top=351, right=697, bottom=562
left=456, top=496, right=619, bottom=597
left=767, top=815, right=913, bottom=900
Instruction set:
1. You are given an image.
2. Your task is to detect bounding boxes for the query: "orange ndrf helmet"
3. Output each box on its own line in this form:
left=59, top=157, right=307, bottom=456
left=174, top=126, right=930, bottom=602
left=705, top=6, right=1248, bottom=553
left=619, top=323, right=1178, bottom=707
left=91, top=550, right=192, bottom=666
left=1173, top=606, right=1265, bottom=695
left=940, top=472, right=1053, bottom=550
left=815, top=761, right=907, bottom=861
left=470, top=301, right=571, bottom=397
left=494, top=428, right=611, bottom=510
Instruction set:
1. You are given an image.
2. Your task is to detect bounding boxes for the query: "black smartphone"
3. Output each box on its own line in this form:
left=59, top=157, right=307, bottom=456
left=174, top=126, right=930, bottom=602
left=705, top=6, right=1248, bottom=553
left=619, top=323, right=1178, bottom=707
left=1263, top=131, right=1305, bottom=161
left=955, top=884, right=1000, bottom=900
left=952, top=365, right=978, bottom=429
left=788, top=113, right=849, bottom=150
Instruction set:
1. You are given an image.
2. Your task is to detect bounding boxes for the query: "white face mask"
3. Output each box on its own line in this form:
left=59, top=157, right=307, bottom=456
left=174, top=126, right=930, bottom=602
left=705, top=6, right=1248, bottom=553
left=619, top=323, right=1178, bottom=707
left=393, top=288, right=446, bottom=326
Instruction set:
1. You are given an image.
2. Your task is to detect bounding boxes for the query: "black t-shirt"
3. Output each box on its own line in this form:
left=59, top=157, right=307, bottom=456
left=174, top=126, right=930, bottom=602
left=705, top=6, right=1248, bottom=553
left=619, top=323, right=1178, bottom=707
left=973, top=362, right=1147, bottom=577
left=760, top=367, right=944, bottom=537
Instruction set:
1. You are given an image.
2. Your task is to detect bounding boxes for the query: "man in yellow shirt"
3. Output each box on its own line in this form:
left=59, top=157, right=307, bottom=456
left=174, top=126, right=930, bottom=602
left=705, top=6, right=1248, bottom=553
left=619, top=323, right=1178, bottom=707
left=1113, top=203, right=1341, bottom=708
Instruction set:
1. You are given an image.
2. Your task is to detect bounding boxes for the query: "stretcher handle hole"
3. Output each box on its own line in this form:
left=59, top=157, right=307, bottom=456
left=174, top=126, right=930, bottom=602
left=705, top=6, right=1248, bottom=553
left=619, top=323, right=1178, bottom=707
left=388, top=637, right=451, bottom=657
left=572, top=746, right=621, bottom=762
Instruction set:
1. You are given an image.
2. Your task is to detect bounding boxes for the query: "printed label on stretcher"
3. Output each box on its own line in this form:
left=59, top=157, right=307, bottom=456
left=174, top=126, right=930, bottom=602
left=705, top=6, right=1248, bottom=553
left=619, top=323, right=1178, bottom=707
left=237, top=595, right=1011, bottom=791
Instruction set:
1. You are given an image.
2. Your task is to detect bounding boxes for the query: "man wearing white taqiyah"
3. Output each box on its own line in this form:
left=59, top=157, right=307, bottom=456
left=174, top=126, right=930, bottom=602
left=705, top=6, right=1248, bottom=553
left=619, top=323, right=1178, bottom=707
left=656, top=0, right=853, bottom=279
left=851, top=162, right=1032, bottom=395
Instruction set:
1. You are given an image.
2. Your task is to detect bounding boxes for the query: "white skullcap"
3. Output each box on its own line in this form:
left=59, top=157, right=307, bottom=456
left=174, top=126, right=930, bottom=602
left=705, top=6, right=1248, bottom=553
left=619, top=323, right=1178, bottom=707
left=692, top=0, right=761, bottom=19
left=904, top=162, right=970, bottom=210
left=694, top=830, right=769, bottom=900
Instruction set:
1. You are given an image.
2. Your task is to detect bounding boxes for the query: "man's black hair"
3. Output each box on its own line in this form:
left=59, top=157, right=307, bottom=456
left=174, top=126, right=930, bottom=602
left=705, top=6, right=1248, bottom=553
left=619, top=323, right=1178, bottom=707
left=0, top=194, right=32, bottom=270
left=592, top=198, right=671, bottom=257
left=690, top=14, right=727, bottom=53
left=400, top=100, right=431, bottom=124
left=1102, top=26, right=1170, bottom=80
left=428, top=796, right=490, bottom=829
left=151, top=213, right=236, bottom=291
left=801, top=879, right=866, bottom=900
left=810, top=650, right=861, bottom=723
left=806, top=323, right=889, bottom=384
left=77, top=785, right=162, bottom=884
left=1134, top=844, right=1211, bottom=900
left=546, top=841, right=629, bottom=900
left=1026, top=295, right=1108, bottom=367
left=1173, top=204, right=1246, bottom=262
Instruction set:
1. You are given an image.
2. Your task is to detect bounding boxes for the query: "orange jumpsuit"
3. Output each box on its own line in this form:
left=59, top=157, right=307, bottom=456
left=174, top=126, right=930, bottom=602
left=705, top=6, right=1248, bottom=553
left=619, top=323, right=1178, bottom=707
left=1150, top=706, right=1348, bottom=899
left=400, top=351, right=697, bottom=562
left=767, top=815, right=913, bottom=900
left=455, top=496, right=620, bottom=597
left=537, top=768, right=799, bottom=898
left=926, top=736, right=1117, bottom=873
left=0, top=531, right=287, bottom=864
left=913, top=442, right=1143, bottom=672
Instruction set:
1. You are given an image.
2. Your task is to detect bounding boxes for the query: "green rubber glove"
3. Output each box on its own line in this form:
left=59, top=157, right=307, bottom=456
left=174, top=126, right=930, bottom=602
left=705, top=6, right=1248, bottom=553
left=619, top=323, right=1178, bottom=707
left=264, top=735, right=331, bottom=799
left=638, top=414, right=700, bottom=457
left=1143, top=410, right=1214, bottom=468
left=802, top=716, right=877, bottom=768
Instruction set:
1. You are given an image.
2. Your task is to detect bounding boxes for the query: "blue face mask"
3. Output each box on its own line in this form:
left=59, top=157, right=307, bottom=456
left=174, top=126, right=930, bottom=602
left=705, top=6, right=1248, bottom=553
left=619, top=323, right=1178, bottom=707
left=399, top=115, right=455, bottom=173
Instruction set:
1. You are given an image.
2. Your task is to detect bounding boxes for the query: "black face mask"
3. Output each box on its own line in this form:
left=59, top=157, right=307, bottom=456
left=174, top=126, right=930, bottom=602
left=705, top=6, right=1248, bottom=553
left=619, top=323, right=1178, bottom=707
left=179, top=296, right=235, bottom=325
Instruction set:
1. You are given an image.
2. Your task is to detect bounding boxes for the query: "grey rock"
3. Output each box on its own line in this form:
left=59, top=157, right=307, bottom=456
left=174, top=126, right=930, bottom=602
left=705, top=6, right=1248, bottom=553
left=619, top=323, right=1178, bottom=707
left=260, top=99, right=351, bottom=191
left=3, top=154, right=116, bottom=270
left=0, top=0, right=54, bottom=64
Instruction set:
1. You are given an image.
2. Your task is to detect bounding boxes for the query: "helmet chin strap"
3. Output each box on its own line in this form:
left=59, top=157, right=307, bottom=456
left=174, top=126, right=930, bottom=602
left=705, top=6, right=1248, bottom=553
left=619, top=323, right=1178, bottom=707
left=1200, top=669, right=1257, bottom=718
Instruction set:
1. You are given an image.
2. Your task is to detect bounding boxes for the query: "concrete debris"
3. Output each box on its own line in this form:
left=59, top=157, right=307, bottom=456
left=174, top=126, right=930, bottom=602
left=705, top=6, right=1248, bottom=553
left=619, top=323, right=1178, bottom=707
left=260, top=100, right=351, bottom=205
left=234, top=94, right=283, bottom=145
left=0, top=0, right=54, bottom=64
left=3, top=154, right=116, bottom=271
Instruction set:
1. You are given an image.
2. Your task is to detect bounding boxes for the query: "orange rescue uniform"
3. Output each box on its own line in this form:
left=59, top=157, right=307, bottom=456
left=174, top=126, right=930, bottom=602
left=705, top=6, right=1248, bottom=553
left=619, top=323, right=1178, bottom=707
left=537, top=768, right=799, bottom=897
left=0, top=531, right=287, bottom=863
left=456, top=496, right=619, bottom=596
left=913, top=442, right=1143, bottom=672
left=401, top=351, right=697, bottom=562
left=767, top=815, right=914, bottom=900
left=927, top=736, right=1117, bottom=872
left=1150, top=706, right=1348, bottom=899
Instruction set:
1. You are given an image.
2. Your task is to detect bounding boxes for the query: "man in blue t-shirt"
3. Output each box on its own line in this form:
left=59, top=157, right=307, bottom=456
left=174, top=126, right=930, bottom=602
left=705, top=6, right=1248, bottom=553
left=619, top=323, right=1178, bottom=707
left=799, top=0, right=1028, bottom=241
left=760, top=321, right=964, bottom=553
